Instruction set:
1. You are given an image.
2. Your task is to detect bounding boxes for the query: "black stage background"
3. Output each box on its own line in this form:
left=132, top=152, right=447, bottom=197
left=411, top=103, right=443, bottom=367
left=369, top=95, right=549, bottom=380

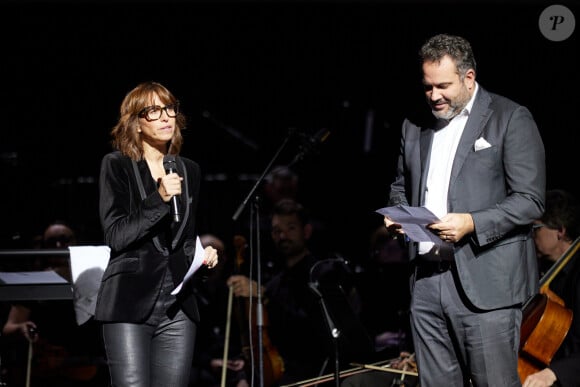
left=1, top=0, right=578, bottom=263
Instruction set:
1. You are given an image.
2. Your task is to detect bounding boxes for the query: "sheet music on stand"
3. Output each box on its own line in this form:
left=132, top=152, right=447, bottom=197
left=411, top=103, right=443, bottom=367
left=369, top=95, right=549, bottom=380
left=0, top=270, right=68, bottom=285
left=0, top=270, right=72, bottom=301
left=0, top=246, right=111, bottom=311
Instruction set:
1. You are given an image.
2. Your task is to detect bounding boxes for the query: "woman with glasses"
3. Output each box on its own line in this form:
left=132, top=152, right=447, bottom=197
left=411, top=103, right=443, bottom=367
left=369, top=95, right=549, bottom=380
left=95, top=81, right=219, bottom=387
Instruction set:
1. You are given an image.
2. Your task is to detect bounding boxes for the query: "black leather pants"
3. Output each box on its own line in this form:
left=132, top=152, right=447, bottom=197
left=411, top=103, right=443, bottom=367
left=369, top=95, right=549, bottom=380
left=102, top=275, right=196, bottom=387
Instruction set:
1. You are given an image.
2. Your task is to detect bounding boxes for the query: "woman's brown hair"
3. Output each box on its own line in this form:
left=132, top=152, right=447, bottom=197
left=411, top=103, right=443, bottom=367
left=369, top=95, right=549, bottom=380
left=110, top=81, right=186, bottom=160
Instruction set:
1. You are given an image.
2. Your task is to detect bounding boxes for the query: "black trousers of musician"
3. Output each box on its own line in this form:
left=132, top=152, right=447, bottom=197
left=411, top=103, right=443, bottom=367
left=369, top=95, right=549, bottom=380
left=410, top=260, right=521, bottom=387
left=101, top=273, right=196, bottom=387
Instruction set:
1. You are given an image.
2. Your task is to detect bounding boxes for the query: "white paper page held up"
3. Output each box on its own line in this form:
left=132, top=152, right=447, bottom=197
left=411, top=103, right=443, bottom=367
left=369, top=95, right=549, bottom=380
left=171, top=236, right=205, bottom=295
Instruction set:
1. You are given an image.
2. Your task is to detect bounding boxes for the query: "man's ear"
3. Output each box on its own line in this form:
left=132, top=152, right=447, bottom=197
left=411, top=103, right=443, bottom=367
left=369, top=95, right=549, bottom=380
left=557, top=226, right=567, bottom=241
left=465, top=69, right=476, bottom=90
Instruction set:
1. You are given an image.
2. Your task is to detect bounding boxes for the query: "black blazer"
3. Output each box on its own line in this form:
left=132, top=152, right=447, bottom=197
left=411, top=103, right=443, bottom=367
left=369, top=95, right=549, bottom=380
left=95, top=151, right=201, bottom=323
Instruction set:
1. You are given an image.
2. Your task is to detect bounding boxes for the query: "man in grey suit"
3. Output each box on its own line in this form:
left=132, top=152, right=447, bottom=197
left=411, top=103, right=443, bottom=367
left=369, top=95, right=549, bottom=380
left=384, top=34, right=545, bottom=386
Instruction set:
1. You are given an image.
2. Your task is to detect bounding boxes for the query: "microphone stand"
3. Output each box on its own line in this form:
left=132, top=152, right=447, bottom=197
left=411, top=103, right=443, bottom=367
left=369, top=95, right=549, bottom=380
left=309, top=282, right=341, bottom=387
left=232, top=128, right=295, bottom=223
left=231, top=129, right=297, bottom=387
left=202, top=110, right=260, bottom=151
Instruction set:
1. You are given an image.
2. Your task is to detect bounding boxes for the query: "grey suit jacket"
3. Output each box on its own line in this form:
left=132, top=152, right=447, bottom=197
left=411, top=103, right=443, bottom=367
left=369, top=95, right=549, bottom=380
left=389, top=86, right=546, bottom=310
left=95, top=151, right=201, bottom=323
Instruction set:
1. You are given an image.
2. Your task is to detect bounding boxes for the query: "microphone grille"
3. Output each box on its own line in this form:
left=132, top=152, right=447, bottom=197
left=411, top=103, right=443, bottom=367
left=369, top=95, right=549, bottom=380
left=163, top=154, right=176, bottom=170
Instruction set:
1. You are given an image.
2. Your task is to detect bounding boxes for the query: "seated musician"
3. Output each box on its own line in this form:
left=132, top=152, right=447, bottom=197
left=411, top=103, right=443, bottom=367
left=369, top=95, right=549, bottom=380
left=1, top=221, right=107, bottom=387
left=227, top=199, right=352, bottom=386
left=523, top=189, right=580, bottom=387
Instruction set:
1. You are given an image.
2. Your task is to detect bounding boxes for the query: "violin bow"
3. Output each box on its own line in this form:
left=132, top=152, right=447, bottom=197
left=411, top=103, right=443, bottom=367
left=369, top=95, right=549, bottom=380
left=351, top=353, right=418, bottom=377
left=220, top=284, right=235, bottom=387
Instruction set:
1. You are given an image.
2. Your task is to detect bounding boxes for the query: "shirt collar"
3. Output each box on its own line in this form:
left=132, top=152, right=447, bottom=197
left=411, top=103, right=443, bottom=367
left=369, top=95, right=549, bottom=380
left=462, top=82, right=479, bottom=116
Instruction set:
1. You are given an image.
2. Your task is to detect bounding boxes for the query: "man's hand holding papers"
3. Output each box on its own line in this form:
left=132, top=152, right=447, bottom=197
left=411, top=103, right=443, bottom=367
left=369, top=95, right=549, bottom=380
left=376, top=205, right=446, bottom=245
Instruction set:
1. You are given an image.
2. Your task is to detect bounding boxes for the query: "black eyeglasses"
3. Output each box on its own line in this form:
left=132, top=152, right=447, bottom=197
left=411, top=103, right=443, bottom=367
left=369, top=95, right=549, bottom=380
left=532, top=223, right=547, bottom=232
left=138, top=103, right=179, bottom=121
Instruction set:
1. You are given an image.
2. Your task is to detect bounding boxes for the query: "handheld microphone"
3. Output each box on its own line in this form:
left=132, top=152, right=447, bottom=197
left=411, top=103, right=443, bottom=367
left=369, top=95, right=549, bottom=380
left=163, top=155, right=181, bottom=223
left=291, top=128, right=331, bottom=165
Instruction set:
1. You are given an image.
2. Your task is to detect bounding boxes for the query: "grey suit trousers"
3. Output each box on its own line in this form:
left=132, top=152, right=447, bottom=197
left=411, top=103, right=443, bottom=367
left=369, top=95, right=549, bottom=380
left=410, top=262, right=522, bottom=387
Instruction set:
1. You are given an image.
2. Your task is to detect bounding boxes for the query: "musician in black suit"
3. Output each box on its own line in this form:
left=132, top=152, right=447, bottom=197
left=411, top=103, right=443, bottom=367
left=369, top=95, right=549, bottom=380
left=523, top=189, right=580, bottom=387
left=95, top=81, right=218, bottom=387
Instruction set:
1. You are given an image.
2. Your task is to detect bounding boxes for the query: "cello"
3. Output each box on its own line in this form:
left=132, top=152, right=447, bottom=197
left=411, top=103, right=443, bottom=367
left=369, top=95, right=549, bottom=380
left=223, top=235, right=284, bottom=387
left=518, top=236, right=580, bottom=382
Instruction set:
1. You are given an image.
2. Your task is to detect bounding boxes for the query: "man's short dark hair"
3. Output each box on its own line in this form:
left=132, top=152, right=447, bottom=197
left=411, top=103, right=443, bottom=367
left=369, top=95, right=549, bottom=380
left=272, top=198, right=310, bottom=226
left=541, top=189, right=580, bottom=240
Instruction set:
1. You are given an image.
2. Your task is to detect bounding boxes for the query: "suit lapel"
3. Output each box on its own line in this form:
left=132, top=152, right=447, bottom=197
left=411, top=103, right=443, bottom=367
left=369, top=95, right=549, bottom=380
left=449, top=88, right=493, bottom=188
left=136, top=159, right=157, bottom=193
left=419, top=128, right=433, bottom=205
left=170, top=156, right=190, bottom=250
left=131, top=157, right=192, bottom=253
left=131, top=159, right=169, bottom=255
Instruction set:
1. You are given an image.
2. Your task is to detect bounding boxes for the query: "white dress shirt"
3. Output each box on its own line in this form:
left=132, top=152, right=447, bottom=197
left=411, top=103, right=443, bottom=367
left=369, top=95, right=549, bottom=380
left=419, top=83, right=479, bottom=256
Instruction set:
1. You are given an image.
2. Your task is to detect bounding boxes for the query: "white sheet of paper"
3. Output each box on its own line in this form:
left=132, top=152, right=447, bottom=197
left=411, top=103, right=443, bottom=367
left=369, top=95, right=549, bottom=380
left=68, top=245, right=111, bottom=325
left=69, top=245, right=111, bottom=283
left=171, top=236, right=205, bottom=295
left=376, top=204, right=443, bottom=244
left=376, top=204, right=440, bottom=224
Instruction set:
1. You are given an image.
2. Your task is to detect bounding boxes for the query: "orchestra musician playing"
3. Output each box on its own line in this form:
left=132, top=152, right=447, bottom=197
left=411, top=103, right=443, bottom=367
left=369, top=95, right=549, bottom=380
left=522, top=189, right=580, bottom=387
left=227, top=199, right=329, bottom=386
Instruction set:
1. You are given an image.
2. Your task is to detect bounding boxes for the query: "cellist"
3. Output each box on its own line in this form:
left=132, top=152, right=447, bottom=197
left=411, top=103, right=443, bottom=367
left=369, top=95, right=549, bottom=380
left=523, top=189, right=580, bottom=387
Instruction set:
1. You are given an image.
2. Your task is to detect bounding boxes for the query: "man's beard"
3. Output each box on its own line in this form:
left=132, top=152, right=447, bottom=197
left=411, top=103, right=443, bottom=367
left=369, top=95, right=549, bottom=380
left=276, top=240, right=301, bottom=257
left=431, top=87, right=470, bottom=120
